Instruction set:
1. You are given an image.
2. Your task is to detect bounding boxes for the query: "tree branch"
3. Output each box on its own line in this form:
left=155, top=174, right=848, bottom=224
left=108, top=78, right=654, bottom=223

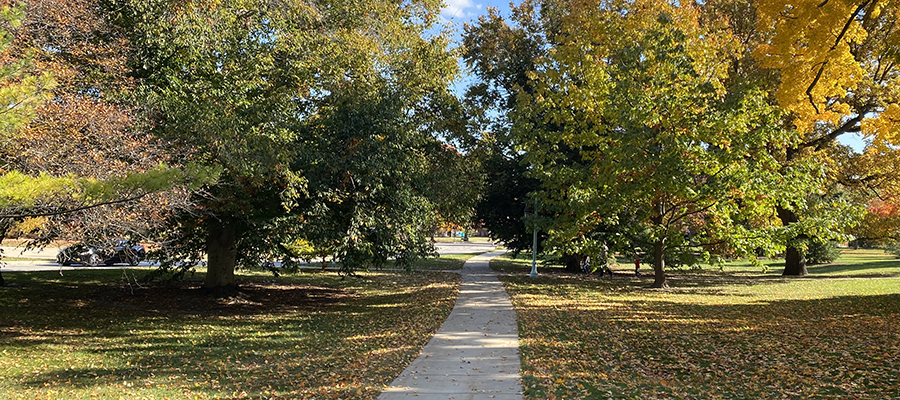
left=804, top=109, right=868, bottom=150
left=832, top=0, right=871, bottom=51
left=807, top=62, right=827, bottom=114
left=0, top=193, right=149, bottom=219
left=805, top=0, right=871, bottom=113
left=669, top=199, right=722, bottom=226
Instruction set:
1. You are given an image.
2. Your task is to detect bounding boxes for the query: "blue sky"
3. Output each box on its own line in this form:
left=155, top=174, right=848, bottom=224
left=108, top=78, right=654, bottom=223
left=439, top=0, right=508, bottom=25
left=438, top=0, right=869, bottom=152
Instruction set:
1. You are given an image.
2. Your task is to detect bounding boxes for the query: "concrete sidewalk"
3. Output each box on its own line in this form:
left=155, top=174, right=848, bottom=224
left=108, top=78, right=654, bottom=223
left=378, top=250, right=523, bottom=400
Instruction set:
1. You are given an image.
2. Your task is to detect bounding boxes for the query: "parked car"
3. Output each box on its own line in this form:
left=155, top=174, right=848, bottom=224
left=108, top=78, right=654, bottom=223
left=57, top=239, right=146, bottom=267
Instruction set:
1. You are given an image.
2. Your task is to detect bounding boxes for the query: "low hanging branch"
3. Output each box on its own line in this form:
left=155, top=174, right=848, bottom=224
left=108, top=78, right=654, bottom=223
left=0, top=192, right=149, bottom=219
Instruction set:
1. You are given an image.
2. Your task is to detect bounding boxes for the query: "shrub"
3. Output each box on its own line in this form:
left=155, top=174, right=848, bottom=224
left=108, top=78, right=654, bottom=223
left=885, top=241, right=900, bottom=258
left=806, top=240, right=841, bottom=265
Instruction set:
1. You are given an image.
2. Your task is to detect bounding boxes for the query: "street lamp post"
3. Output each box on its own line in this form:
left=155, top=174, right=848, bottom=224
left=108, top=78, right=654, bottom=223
left=530, top=197, right=538, bottom=278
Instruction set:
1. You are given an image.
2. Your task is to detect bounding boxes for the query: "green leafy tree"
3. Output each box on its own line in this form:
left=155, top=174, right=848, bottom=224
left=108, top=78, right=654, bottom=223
left=123, top=0, right=461, bottom=289
left=512, top=0, right=800, bottom=287
left=463, top=3, right=552, bottom=256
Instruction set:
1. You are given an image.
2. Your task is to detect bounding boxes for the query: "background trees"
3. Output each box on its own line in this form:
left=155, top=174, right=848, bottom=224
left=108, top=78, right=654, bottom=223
left=5, top=0, right=898, bottom=291
left=0, top=0, right=210, bottom=257
left=463, top=3, right=551, bottom=256
left=461, top=0, right=900, bottom=285
left=509, top=0, right=798, bottom=287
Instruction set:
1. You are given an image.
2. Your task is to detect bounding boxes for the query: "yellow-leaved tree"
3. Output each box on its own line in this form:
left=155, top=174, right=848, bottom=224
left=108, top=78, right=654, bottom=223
left=754, top=0, right=900, bottom=274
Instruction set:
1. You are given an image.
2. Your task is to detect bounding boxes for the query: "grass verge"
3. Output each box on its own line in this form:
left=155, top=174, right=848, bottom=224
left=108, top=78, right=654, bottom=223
left=0, top=267, right=461, bottom=399
left=494, top=251, right=900, bottom=399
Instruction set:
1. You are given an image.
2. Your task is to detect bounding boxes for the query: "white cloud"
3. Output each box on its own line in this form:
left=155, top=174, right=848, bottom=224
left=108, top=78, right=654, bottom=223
left=441, top=0, right=479, bottom=20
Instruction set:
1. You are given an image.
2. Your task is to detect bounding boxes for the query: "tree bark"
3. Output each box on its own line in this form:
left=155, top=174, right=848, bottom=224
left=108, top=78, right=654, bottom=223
left=783, top=242, right=808, bottom=275
left=776, top=206, right=808, bottom=276
left=563, top=253, right=586, bottom=273
left=0, top=230, right=7, bottom=286
left=204, top=216, right=239, bottom=291
left=650, top=238, right=667, bottom=288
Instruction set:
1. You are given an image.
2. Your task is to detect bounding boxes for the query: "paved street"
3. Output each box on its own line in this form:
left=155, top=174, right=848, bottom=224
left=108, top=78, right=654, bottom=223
left=434, top=241, right=497, bottom=255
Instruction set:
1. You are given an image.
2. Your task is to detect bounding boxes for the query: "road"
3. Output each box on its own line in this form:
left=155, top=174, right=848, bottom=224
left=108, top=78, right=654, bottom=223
left=0, top=241, right=500, bottom=272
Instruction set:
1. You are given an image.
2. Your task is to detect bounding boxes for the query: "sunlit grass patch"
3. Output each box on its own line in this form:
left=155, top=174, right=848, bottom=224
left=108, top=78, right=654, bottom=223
left=494, top=254, right=900, bottom=399
left=0, top=267, right=461, bottom=399
left=494, top=248, right=900, bottom=279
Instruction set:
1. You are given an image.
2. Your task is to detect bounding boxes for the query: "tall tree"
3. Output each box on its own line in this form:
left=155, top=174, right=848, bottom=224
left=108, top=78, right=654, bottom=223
left=123, top=0, right=461, bottom=289
left=754, top=0, right=900, bottom=274
left=511, top=0, right=798, bottom=287
left=0, top=0, right=210, bottom=256
left=463, top=3, right=551, bottom=256
left=0, top=2, right=53, bottom=286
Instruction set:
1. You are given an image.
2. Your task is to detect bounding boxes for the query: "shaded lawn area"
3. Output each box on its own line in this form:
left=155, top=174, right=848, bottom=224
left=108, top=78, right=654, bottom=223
left=282, top=252, right=475, bottom=271
left=0, top=266, right=463, bottom=399
left=494, top=252, right=900, bottom=399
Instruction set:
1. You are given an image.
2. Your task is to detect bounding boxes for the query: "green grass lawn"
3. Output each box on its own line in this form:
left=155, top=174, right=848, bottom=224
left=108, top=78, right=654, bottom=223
left=404, top=253, right=480, bottom=270
left=0, top=262, right=466, bottom=399
left=494, top=250, right=900, bottom=399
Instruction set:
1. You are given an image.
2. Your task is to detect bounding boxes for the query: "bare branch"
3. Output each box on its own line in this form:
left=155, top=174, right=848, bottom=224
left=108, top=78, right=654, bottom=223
left=0, top=192, right=149, bottom=219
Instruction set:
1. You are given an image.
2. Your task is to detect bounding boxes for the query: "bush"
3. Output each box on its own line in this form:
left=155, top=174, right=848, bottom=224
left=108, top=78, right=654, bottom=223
left=806, top=240, right=841, bottom=265
left=885, top=242, right=900, bottom=258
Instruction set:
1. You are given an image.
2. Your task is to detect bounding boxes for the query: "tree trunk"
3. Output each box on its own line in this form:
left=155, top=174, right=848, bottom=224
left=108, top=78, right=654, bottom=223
left=563, top=253, right=586, bottom=273
left=204, top=217, right=239, bottom=291
left=0, top=230, right=6, bottom=286
left=783, top=242, right=808, bottom=275
left=650, top=238, right=667, bottom=288
left=776, top=206, right=808, bottom=276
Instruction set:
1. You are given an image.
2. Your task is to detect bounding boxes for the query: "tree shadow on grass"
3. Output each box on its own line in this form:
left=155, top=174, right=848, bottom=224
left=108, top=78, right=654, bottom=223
left=806, top=259, right=900, bottom=276
left=512, top=282, right=900, bottom=400
left=0, top=270, right=460, bottom=399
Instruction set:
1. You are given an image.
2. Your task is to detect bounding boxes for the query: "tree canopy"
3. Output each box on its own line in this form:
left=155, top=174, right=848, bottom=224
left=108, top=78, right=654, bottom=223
left=121, top=0, right=467, bottom=288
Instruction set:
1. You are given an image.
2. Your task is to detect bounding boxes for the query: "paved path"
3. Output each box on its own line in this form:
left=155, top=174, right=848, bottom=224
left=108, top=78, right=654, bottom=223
left=378, top=250, right=523, bottom=400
